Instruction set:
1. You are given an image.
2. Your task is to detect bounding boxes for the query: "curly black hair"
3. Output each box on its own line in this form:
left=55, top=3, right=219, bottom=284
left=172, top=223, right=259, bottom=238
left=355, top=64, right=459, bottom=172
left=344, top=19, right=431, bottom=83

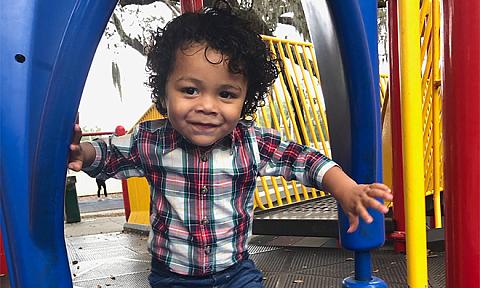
left=146, top=2, right=278, bottom=118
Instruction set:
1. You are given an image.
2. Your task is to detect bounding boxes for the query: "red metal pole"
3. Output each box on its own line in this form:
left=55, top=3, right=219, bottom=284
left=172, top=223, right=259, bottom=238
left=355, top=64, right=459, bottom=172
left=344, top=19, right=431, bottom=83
left=121, top=180, right=131, bottom=221
left=180, top=0, right=203, bottom=13
left=82, top=131, right=114, bottom=137
left=443, top=0, right=480, bottom=286
left=387, top=0, right=406, bottom=253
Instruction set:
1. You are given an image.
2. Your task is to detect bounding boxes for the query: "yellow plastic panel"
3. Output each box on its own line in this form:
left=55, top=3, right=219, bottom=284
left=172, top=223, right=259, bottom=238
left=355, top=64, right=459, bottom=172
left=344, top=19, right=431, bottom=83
left=126, top=177, right=150, bottom=225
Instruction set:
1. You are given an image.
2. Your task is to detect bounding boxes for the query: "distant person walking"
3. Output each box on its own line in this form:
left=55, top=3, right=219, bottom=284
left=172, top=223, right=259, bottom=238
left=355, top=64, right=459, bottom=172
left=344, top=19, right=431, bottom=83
left=96, top=178, right=107, bottom=198
left=94, top=126, right=125, bottom=198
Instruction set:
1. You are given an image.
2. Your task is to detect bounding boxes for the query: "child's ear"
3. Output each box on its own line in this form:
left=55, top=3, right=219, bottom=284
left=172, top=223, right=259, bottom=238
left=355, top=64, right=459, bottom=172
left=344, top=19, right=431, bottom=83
left=159, top=96, right=167, bottom=110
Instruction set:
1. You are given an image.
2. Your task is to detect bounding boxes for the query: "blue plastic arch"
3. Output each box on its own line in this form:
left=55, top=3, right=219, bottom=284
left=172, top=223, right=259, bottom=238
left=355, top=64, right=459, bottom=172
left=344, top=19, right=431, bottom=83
left=1, top=1, right=117, bottom=287
left=328, top=0, right=385, bottom=250
left=329, top=1, right=385, bottom=285
left=303, top=0, right=385, bottom=285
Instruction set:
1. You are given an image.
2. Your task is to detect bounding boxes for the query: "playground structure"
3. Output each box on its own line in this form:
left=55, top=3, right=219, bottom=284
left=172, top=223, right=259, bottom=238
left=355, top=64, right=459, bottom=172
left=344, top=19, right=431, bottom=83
left=0, top=0, right=479, bottom=288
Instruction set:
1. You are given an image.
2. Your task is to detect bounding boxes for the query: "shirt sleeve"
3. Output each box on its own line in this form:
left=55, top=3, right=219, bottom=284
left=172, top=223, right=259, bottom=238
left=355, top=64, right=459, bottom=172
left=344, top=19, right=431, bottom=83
left=82, top=126, right=145, bottom=179
left=255, top=126, right=337, bottom=190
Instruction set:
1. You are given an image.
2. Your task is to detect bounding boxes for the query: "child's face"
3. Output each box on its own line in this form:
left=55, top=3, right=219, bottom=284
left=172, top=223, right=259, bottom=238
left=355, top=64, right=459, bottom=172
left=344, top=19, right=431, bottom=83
left=164, top=43, right=248, bottom=147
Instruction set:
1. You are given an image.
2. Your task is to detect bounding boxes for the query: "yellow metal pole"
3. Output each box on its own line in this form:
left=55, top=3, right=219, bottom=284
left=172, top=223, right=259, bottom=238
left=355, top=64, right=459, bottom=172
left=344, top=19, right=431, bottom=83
left=260, top=177, right=274, bottom=208
left=267, top=94, right=293, bottom=204
left=272, top=42, right=303, bottom=145
left=254, top=188, right=266, bottom=210
left=307, top=46, right=330, bottom=141
left=432, top=0, right=442, bottom=228
left=398, top=1, right=429, bottom=287
left=302, top=45, right=330, bottom=157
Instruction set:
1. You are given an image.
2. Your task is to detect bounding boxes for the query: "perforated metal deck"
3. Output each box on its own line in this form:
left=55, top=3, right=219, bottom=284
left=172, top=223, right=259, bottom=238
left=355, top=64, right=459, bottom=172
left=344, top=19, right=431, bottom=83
left=62, top=232, right=444, bottom=288
left=253, top=196, right=395, bottom=237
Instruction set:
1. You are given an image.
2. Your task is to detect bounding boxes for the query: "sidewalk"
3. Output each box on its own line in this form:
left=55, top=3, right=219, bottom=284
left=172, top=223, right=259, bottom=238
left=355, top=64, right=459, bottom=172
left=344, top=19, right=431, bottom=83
left=65, top=193, right=127, bottom=237
left=77, top=192, right=125, bottom=215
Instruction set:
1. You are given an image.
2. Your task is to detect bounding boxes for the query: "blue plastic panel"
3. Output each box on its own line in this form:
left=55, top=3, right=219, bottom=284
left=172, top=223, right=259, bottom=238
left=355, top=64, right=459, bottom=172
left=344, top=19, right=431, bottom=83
left=0, top=0, right=117, bottom=286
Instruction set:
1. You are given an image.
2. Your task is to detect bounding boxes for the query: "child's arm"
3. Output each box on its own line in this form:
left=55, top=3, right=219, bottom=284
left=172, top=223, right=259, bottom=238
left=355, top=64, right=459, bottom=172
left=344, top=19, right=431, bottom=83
left=68, top=124, right=95, bottom=171
left=67, top=124, right=144, bottom=179
left=255, top=126, right=392, bottom=233
left=322, top=166, right=392, bottom=233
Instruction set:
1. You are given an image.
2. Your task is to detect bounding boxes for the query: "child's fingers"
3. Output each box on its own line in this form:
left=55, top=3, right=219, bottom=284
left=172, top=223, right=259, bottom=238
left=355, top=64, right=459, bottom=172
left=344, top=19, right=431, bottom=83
left=347, top=214, right=359, bottom=233
left=68, top=162, right=76, bottom=170
left=364, top=196, right=389, bottom=214
left=347, top=209, right=374, bottom=233
left=70, top=143, right=80, bottom=152
left=68, top=161, right=82, bottom=171
left=357, top=206, right=374, bottom=224
left=72, top=124, right=83, bottom=144
left=68, top=140, right=83, bottom=171
left=368, top=183, right=390, bottom=191
left=366, top=187, right=393, bottom=201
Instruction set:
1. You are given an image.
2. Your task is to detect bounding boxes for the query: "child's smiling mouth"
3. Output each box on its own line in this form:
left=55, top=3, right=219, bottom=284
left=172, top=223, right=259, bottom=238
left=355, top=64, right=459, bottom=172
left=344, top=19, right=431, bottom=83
left=190, top=122, right=220, bottom=130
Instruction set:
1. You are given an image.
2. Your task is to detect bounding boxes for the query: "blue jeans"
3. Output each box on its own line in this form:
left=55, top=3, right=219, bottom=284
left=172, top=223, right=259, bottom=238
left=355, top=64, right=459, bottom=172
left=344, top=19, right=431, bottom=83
left=148, top=257, right=264, bottom=288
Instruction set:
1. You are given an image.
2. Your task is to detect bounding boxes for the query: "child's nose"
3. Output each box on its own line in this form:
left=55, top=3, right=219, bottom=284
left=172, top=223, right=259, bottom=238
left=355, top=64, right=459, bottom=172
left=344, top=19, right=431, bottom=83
left=195, top=94, right=218, bottom=114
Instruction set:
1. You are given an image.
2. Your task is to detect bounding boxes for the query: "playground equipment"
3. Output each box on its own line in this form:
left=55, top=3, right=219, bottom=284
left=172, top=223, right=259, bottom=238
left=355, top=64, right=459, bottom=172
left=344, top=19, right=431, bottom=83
left=303, top=0, right=386, bottom=286
left=0, top=0, right=116, bottom=286
left=0, top=0, right=386, bottom=287
left=126, top=0, right=388, bottom=286
left=443, top=0, right=480, bottom=286
left=3, top=0, right=479, bottom=287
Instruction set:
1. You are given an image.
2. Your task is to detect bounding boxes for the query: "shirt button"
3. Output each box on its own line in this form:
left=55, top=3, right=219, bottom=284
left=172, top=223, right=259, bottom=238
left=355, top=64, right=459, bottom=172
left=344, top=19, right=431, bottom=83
left=200, top=154, right=208, bottom=162
left=204, top=246, right=211, bottom=255
left=201, top=218, right=209, bottom=225
left=200, top=186, right=208, bottom=195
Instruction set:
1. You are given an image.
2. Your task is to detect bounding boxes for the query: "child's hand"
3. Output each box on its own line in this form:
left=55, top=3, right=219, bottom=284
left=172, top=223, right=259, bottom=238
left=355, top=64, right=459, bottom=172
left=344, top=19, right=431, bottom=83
left=322, top=167, right=393, bottom=233
left=337, top=183, right=392, bottom=233
left=68, top=124, right=84, bottom=171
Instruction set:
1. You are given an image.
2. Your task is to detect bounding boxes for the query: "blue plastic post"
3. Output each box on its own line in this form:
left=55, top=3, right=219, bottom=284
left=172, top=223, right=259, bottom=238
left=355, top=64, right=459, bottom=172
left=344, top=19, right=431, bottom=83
left=355, top=251, right=372, bottom=281
left=344, top=251, right=386, bottom=287
left=0, top=1, right=117, bottom=287
left=327, top=0, right=387, bottom=287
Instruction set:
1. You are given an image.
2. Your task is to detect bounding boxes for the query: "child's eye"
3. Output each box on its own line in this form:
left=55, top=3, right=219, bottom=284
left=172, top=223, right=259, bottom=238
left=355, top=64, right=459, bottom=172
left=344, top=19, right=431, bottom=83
left=181, top=87, right=199, bottom=95
left=219, top=91, right=237, bottom=99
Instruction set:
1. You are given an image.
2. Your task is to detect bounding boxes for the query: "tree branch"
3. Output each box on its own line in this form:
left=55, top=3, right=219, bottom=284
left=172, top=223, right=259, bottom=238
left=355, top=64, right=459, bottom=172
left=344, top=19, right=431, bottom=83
left=164, top=0, right=181, bottom=15
left=112, top=13, right=147, bottom=56
left=119, top=0, right=162, bottom=7
left=203, top=0, right=240, bottom=9
left=119, top=0, right=180, bottom=15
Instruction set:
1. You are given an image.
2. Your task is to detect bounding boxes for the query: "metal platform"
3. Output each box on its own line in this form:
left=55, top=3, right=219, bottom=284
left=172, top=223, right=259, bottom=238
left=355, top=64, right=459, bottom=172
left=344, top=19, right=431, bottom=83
left=253, top=196, right=395, bottom=237
left=0, top=194, right=444, bottom=288
left=0, top=232, right=445, bottom=287
left=61, top=232, right=442, bottom=288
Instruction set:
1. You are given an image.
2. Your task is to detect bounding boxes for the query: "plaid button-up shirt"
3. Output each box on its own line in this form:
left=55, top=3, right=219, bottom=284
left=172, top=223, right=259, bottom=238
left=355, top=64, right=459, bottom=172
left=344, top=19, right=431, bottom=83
left=84, top=119, right=335, bottom=276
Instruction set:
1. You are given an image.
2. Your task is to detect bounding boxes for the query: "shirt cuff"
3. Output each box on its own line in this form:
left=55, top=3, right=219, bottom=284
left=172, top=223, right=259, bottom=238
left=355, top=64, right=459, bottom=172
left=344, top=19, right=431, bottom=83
left=82, top=141, right=103, bottom=173
left=314, top=160, right=338, bottom=188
